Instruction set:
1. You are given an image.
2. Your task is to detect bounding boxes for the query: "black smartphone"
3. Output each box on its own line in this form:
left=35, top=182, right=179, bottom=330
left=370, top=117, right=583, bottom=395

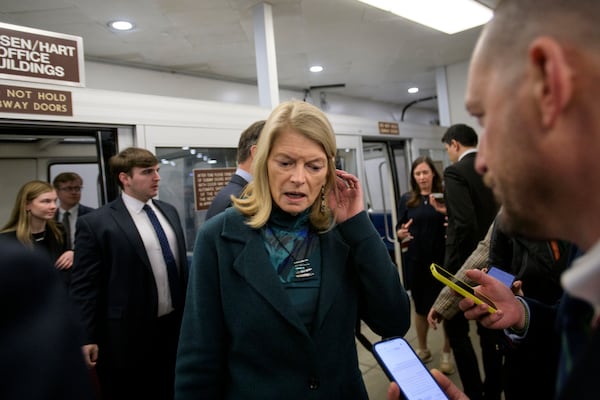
left=431, top=192, right=445, bottom=202
left=487, top=266, right=515, bottom=288
left=373, top=337, right=449, bottom=400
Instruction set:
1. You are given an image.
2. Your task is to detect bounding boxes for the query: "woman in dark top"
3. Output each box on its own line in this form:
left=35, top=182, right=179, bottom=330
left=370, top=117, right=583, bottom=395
left=397, top=156, right=454, bottom=373
left=1, top=180, right=73, bottom=286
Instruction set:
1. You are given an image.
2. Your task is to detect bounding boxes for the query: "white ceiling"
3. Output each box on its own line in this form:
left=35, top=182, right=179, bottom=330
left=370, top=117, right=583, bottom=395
left=1, top=0, right=498, bottom=109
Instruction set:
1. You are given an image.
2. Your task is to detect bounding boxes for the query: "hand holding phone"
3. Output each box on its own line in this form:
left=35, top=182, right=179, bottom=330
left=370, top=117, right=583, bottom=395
left=431, top=192, right=445, bottom=202
left=373, top=337, right=449, bottom=400
left=430, top=263, right=497, bottom=313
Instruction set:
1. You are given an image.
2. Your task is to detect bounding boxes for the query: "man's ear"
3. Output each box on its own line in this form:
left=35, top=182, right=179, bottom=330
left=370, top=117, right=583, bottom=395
left=249, top=144, right=258, bottom=160
left=450, top=139, right=460, bottom=152
left=528, top=37, right=573, bottom=128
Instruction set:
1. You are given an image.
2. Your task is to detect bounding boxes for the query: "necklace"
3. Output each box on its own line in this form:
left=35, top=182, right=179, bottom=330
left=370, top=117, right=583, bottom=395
left=32, top=231, right=46, bottom=242
left=266, top=226, right=315, bottom=279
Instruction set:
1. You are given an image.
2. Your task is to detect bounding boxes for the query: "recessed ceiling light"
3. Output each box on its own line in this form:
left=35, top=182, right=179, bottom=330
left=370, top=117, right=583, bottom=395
left=408, top=87, right=419, bottom=94
left=310, top=65, right=324, bottom=73
left=108, top=20, right=134, bottom=31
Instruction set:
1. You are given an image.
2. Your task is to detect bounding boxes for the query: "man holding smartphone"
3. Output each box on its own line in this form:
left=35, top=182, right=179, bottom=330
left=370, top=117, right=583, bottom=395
left=390, top=0, right=600, bottom=399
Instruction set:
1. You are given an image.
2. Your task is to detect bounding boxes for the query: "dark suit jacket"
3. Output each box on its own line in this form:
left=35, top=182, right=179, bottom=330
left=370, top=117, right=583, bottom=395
left=175, top=208, right=410, bottom=400
left=444, top=152, right=498, bottom=272
left=559, top=322, right=600, bottom=400
left=70, top=196, right=188, bottom=367
left=78, top=203, right=95, bottom=216
left=0, top=238, right=94, bottom=400
left=204, top=173, right=248, bottom=220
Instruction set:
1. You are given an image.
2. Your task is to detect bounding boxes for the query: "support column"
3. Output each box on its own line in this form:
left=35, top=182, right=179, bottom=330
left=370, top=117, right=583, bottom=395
left=435, top=66, right=451, bottom=127
left=253, top=3, right=280, bottom=109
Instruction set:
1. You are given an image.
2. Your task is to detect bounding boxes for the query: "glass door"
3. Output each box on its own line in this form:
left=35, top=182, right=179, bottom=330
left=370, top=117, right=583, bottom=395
left=362, top=139, right=411, bottom=286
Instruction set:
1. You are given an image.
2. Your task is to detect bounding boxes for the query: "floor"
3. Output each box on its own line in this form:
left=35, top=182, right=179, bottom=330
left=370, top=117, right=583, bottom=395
left=357, top=301, right=486, bottom=399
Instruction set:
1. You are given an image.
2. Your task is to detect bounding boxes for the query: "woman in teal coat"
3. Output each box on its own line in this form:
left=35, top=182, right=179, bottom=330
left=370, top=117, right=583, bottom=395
left=175, top=100, right=410, bottom=399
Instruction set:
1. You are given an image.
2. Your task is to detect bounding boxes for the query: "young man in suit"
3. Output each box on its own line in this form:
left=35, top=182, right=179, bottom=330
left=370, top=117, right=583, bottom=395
left=205, top=120, right=265, bottom=220
left=53, top=172, right=95, bottom=249
left=70, top=147, right=188, bottom=400
left=441, top=124, right=500, bottom=400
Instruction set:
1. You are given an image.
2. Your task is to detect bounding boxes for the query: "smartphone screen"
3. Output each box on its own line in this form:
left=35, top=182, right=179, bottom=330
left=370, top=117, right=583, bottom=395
left=487, top=266, right=515, bottom=288
left=373, top=337, right=449, bottom=400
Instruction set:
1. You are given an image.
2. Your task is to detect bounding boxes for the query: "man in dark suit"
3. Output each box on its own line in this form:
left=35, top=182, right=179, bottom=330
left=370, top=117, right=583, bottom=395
left=441, top=124, right=499, bottom=400
left=205, top=120, right=264, bottom=220
left=53, top=172, right=95, bottom=249
left=70, top=147, right=188, bottom=400
left=0, top=238, right=94, bottom=400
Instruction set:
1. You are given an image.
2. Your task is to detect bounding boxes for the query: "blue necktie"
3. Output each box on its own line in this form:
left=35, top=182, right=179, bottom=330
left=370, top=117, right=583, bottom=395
left=143, top=204, right=182, bottom=309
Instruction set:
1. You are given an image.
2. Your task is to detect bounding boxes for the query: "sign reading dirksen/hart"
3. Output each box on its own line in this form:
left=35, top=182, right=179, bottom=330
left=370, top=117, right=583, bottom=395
left=0, top=22, right=85, bottom=87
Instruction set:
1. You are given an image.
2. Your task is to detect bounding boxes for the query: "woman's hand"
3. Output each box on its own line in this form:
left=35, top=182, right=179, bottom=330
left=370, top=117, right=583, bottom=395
left=55, top=249, right=74, bottom=270
left=396, top=218, right=414, bottom=241
left=328, top=170, right=363, bottom=223
left=429, top=194, right=447, bottom=215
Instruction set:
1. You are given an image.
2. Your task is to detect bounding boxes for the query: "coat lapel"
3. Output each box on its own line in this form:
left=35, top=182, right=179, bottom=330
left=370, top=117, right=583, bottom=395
left=223, top=213, right=309, bottom=337
left=312, top=231, right=349, bottom=334
left=110, top=198, right=152, bottom=269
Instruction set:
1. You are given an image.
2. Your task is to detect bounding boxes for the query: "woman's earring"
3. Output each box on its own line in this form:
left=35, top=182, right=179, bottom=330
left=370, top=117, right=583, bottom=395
left=320, top=186, right=326, bottom=213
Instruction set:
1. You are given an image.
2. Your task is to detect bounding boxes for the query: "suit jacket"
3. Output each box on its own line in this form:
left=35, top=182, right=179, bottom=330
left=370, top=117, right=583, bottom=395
left=205, top=173, right=248, bottom=220
left=0, top=238, right=94, bottom=400
left=559, top=322, right=600, bottom=400
left=175, top=208, right=410, bottom=400
left=70, top=196, right=188, bottom=366
left=444, top=152, right=498, bottom=273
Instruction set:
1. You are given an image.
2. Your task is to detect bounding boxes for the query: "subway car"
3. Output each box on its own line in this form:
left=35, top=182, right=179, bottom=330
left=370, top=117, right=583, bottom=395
left=0, top=82, right=447, bottom=282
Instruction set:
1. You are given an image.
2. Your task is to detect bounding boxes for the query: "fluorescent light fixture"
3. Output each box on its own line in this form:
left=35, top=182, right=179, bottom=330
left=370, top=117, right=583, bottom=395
left=108, top=20, right=134, bottom=31
left=408, top=87, right=419, bottom=94
left=358, top=0, right=493, bottom=34
left=310, top=65, right=324, bottom=72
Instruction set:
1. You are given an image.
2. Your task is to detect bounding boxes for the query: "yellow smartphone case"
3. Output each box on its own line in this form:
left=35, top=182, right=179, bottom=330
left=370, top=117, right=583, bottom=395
left=430, top=263, right=497, bottom=313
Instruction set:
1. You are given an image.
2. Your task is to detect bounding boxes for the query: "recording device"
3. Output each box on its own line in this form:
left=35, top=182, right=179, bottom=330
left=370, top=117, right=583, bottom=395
left=430, top=263, right=497, bottom=313
left=431, top=192, right=444, bottom=202
left=487, top=266, right=515, bottom=288
left=373, top=337, right=449, bottom=400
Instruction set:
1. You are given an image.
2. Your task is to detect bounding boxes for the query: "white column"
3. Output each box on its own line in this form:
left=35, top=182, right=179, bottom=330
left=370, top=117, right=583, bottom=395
left=435, top=66, right=451, bottom=127
left=253, top=3, right=279, bottom=109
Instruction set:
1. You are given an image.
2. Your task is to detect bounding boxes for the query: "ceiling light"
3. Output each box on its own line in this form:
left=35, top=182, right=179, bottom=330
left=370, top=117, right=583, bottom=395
left=408, top=87, right=419, bottom=94
left=357, top=0, right=493, bottom=34
left=310, top=65, right=324, bottom=73
left=108, top=20, right=134, bottom=31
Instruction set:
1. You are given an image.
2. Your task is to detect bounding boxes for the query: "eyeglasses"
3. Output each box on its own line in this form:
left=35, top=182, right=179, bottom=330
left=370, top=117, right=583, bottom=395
left=59, top=186, right=83, bottom=193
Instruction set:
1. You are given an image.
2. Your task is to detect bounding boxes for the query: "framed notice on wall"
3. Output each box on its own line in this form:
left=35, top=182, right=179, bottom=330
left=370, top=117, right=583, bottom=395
left=0, top=22, right=85, bottom=87
left=192, top=168, right=236, bottom=211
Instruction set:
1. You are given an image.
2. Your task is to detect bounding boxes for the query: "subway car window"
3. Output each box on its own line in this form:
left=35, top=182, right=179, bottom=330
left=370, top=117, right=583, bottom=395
left=156, top=146, right=237, bottom=252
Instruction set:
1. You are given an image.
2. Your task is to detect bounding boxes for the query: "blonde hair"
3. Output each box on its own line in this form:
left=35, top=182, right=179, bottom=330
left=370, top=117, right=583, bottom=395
left=232, top=100, right=337, bottom=231
left=1, top=180, right=63, bottom=247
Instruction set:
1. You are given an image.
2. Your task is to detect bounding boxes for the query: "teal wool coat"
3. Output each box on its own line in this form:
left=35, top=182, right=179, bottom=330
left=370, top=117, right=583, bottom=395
left=175, top=208, right=410, bottom=400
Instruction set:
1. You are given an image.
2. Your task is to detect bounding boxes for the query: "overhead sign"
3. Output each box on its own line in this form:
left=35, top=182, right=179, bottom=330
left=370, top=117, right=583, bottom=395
left=0, top=84, right=73, bottom=116
left=378, top=122, right=399, bottom=135
left=0, top=22, right=84, bottom=87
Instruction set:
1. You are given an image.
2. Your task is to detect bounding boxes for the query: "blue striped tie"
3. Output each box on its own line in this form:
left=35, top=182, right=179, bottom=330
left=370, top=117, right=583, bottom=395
left=143, top=204, right=182, bottom=309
